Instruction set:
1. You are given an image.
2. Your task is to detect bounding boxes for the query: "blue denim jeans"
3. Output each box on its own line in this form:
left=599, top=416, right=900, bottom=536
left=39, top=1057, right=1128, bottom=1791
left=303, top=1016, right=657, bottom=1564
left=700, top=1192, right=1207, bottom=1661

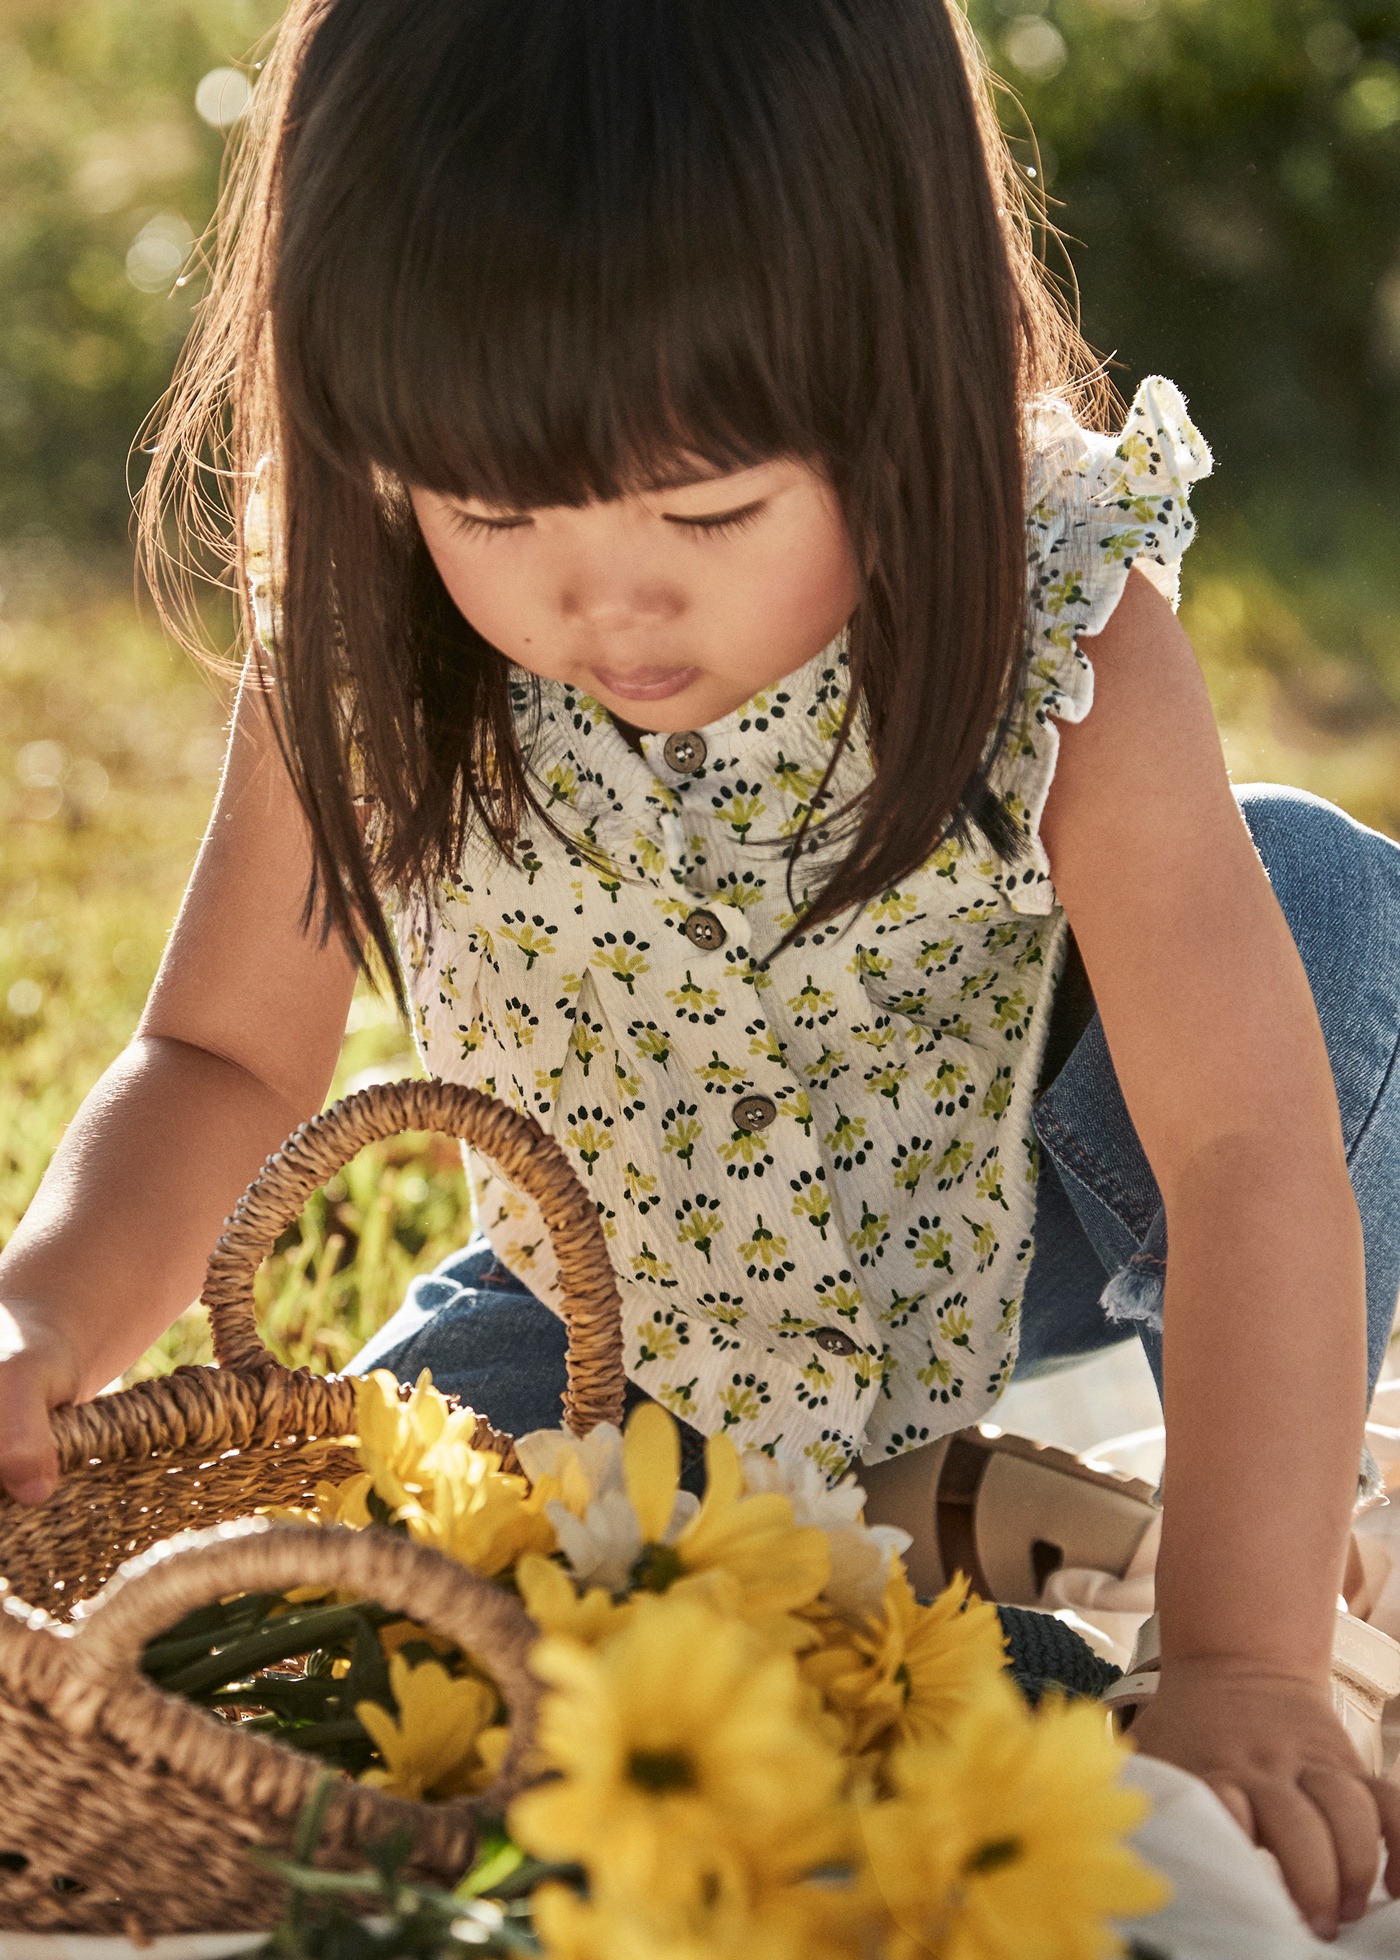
left=350, top=786, right=1400, bottom=1484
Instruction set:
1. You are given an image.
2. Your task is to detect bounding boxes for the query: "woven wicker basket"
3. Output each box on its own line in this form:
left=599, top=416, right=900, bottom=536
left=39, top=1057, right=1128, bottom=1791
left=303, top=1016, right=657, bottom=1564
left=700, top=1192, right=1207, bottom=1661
left=0, top=1077, right=626, bottom=1935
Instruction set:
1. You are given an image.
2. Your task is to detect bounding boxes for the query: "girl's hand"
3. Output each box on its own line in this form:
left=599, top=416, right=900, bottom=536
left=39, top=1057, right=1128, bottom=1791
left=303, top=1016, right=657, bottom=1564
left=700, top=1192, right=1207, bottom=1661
left=0, top=1306, right=80, bottom=1505
left=1130, top=1659, right=1400, bottom=1939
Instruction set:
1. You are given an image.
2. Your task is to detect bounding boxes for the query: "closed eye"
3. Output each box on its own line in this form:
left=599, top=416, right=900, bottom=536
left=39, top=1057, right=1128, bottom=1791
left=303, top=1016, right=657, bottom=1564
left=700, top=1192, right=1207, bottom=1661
left=664, top=500, right=767, bottom=540
left=444, top=508, right=533, bottom=540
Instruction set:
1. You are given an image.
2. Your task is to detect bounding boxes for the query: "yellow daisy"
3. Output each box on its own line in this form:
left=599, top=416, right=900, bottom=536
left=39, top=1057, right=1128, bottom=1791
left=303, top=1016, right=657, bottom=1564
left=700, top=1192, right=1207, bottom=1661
left=401, top=1443, right=556, bottom=1577
left=802, top=1570, right=1009, bottom=1760
left=617, top=1405, right=830, bottom=1623
left=357, top=1652, right=508, bottom=1800
left=263, top=1470, right=374, bottom=1530
left=516, top=1552, right=633, bottom=1645
left=354, top=1368, right=479, bottom=1512
left=857, top=1690, right=1169, bottom=1960
left=530, top=1870, right=864, bottom=1960
left=510, top=1590, right=851, bottom=1908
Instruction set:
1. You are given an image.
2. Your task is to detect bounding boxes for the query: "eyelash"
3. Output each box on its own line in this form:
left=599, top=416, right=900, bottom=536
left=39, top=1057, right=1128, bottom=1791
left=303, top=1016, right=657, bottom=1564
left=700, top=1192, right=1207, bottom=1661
left=443, top=504, right=766, bottom=541
left=669, top=506, right=764, bottom=541
left=444, top=509, right=532, bottom=541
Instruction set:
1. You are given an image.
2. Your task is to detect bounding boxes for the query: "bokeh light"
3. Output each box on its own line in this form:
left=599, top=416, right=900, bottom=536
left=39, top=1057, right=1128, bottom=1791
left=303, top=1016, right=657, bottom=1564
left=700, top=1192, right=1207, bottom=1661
left=5, top=981, right=42, bottom=1021
left=194, top=66, right=252, bottom=129
left=125, top=213, right=194, bottom=294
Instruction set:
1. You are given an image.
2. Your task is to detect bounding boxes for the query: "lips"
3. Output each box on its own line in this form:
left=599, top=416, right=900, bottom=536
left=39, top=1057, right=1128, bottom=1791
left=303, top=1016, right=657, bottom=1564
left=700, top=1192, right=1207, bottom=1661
left=590, top=664, right=702, bottom=703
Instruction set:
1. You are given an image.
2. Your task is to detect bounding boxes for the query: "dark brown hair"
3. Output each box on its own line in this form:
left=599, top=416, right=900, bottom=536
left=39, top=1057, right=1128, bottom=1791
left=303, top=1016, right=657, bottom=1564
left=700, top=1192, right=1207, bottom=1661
left=140, top=0, right=1104, bottom=992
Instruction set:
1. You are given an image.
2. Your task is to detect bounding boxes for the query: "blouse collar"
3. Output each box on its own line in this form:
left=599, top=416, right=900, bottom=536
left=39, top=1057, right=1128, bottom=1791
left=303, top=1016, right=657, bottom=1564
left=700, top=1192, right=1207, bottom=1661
left=510, top=629, right=869, bottom=867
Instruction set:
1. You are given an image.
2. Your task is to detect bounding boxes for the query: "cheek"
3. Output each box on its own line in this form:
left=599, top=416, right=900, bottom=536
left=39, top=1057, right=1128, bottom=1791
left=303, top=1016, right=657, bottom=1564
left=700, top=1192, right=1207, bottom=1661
left=768, top=502, right=860, bottom=640
left=415, top=507, right=538, bottom=653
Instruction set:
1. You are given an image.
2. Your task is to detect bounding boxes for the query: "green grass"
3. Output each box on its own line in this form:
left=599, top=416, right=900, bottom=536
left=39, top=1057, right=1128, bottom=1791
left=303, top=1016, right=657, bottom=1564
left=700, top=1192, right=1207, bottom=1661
left=2, top=532, right=1398, bottom=1385
left=0, top=550, right=471, bottom=1381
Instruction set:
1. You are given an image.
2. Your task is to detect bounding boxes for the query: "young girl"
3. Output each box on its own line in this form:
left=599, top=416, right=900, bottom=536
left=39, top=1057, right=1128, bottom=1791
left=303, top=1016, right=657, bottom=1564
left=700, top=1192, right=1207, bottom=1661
left=2, top=0, right=1399, bottom=1935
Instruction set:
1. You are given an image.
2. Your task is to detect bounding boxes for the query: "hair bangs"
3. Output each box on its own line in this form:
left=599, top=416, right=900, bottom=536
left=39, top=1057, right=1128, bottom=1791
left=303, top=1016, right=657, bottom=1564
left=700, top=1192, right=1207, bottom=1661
left=273, top=0, right=858, bottom=514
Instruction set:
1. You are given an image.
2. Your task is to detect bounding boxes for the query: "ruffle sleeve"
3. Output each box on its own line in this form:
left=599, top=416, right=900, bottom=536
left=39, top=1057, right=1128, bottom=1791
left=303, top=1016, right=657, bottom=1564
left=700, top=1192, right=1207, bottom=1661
left=243, top=458, right=281, bottom=657
left=990, top=374, right=1213, bottom=917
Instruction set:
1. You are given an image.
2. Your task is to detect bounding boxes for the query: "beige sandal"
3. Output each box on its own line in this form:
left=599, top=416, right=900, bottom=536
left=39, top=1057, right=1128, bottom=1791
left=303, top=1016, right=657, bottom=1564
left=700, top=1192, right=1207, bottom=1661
left=860, top=1425, right=1159, bottom=1607
left=1101, top=1609, right=1400, bottom=1775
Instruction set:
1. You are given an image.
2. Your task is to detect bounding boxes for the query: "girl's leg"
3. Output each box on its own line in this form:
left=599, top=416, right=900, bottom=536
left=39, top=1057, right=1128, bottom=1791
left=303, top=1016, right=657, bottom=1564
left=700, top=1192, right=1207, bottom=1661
left=346, top=1236, right=711, bottom=1487
left=1028, top=785, right=1400, bottom=1467
left=345, top=1236, right=573, bottom=1436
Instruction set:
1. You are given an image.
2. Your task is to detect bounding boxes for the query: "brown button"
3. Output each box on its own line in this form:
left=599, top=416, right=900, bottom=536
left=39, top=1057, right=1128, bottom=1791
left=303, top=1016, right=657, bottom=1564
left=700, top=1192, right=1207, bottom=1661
left=733, top=1093, right=777, bottom=1132
left=682, top=909, right=726, bottom=951
left=813, top=1328, right=858, bottom=1356
left=663, top=730, right=707, bottom=772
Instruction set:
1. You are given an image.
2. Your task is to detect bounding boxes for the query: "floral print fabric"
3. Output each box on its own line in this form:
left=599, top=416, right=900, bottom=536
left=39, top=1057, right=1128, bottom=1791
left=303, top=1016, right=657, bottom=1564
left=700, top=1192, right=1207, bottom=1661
left=254, top=377, right=1210, bottom=1476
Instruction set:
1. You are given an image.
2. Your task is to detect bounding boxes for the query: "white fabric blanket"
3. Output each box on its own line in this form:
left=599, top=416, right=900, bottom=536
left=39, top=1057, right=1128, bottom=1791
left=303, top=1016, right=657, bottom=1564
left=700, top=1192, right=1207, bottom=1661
left=1122, top=1756, right=1400, bottom=1957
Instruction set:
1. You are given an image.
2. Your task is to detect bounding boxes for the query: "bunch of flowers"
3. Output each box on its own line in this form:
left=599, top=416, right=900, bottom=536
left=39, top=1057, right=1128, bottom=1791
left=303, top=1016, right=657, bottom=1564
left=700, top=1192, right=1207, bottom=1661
left=148, top=1371, right=1168, bottom=1959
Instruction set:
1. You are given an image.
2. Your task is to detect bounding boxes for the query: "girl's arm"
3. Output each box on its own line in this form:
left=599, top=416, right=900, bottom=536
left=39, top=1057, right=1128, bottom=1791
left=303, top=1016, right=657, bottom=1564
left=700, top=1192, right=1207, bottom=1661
left=1041, top=567, right=1400, bottom=1938
left=0, top=675, right=358, bottom=1503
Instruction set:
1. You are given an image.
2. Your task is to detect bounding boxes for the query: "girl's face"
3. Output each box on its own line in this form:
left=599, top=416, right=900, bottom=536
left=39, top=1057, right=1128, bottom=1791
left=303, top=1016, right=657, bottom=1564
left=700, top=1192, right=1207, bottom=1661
left=411, top=458, right=859, bottom=731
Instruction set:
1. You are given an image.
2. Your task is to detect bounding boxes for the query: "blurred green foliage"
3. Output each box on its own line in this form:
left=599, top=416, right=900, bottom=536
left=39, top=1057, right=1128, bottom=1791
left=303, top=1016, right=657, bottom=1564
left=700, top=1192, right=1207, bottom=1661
left=0, top=0, right=277, bottom=541
left=970, top=0, right=1400, bottom=517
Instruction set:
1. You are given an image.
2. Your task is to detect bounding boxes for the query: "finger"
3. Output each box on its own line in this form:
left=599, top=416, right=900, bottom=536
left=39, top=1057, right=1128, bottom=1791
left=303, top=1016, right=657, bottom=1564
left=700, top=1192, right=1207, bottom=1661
left=1205, top=1777, right=1257, bottom=1840
left=1299, top=1770, right=1382, bottom=1922
left=0, top=1363, right=60, bottom=1505
left=1248, top=1779, right=1343, bottom=1938
left=1371, top=1776, right=1400, bottom=1899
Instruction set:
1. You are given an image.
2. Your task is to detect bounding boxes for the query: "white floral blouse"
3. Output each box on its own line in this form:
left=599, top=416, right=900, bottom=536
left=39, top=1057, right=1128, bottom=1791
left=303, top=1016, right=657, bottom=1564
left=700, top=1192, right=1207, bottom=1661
left=252, top=376, right=1211, bottom=1478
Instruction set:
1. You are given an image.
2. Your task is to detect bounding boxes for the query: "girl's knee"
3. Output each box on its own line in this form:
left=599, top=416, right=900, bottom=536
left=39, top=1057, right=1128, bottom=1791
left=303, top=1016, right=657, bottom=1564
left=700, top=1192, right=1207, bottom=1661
left=1236, top=783, right=1400, bottom=938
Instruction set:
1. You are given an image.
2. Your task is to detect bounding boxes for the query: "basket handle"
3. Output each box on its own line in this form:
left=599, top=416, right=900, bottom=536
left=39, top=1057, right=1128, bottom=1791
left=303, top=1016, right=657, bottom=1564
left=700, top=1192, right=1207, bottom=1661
left=59, top=1517, right=542, bottom=1810
left=202, top=1078, right=625, bottom=1437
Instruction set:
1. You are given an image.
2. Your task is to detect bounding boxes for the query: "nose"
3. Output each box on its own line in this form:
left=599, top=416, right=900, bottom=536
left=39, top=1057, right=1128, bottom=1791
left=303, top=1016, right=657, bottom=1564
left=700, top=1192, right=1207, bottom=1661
left=557, top=561, right=684, bottom=631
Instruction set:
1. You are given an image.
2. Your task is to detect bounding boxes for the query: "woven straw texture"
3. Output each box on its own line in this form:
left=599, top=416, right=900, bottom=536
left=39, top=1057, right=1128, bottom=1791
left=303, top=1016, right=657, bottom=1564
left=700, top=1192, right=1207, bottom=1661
left=0, top=1080, right=626, bottom=1934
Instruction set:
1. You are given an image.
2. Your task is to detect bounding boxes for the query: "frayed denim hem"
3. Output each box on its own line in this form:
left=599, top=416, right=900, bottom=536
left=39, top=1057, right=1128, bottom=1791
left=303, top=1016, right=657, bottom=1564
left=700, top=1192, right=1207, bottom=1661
left=1101, top=1254, right=1166, bottom=1332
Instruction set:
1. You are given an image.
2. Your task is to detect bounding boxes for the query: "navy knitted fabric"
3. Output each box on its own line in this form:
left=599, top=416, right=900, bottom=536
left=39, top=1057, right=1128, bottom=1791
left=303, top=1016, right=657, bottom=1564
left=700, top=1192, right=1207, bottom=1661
left=996, top=1604, right=1123, bottom=1705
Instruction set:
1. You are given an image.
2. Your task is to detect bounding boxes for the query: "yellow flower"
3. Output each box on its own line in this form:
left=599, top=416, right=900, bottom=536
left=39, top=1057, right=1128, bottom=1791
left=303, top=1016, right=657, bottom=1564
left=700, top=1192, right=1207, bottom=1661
left=400, top=1442, right=556, bottom=1577
left=377, top=1618, right=459, bottom=1661
left=520, top=1406, right=829, bottom=1631
left=331, top=1367, right=554, bottom=1576
left=516, top=1552, right=633, bottom=1645
left=518, top=1412, right=696, bottom=1591
left=626, top=1408, right=830, bottom=1625
left=510, top=1590, right=851, bottom=1908
left=802, top=1570, right=1008, bottom=1759
left=354, top=1368, right=479, bottom=1512
left=357, top=1652, right=508, bottom=1801
left=857, top=1691, right=1169, bottom=1960
left=531, top=1872, right=863, bottom=1960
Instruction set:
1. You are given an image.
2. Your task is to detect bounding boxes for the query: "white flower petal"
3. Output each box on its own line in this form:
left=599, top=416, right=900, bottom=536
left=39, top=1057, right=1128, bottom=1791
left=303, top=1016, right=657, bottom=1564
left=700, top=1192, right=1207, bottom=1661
left=741, top=1451, right=864, bottom=1528
left=663, top=1489, right=702, bottom=1542
left=515, top=1422, right=626, bottom=1503
left=867, top=1521, right=913, bottom=1562
left=546, top=1489, right=642, bottom=1591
